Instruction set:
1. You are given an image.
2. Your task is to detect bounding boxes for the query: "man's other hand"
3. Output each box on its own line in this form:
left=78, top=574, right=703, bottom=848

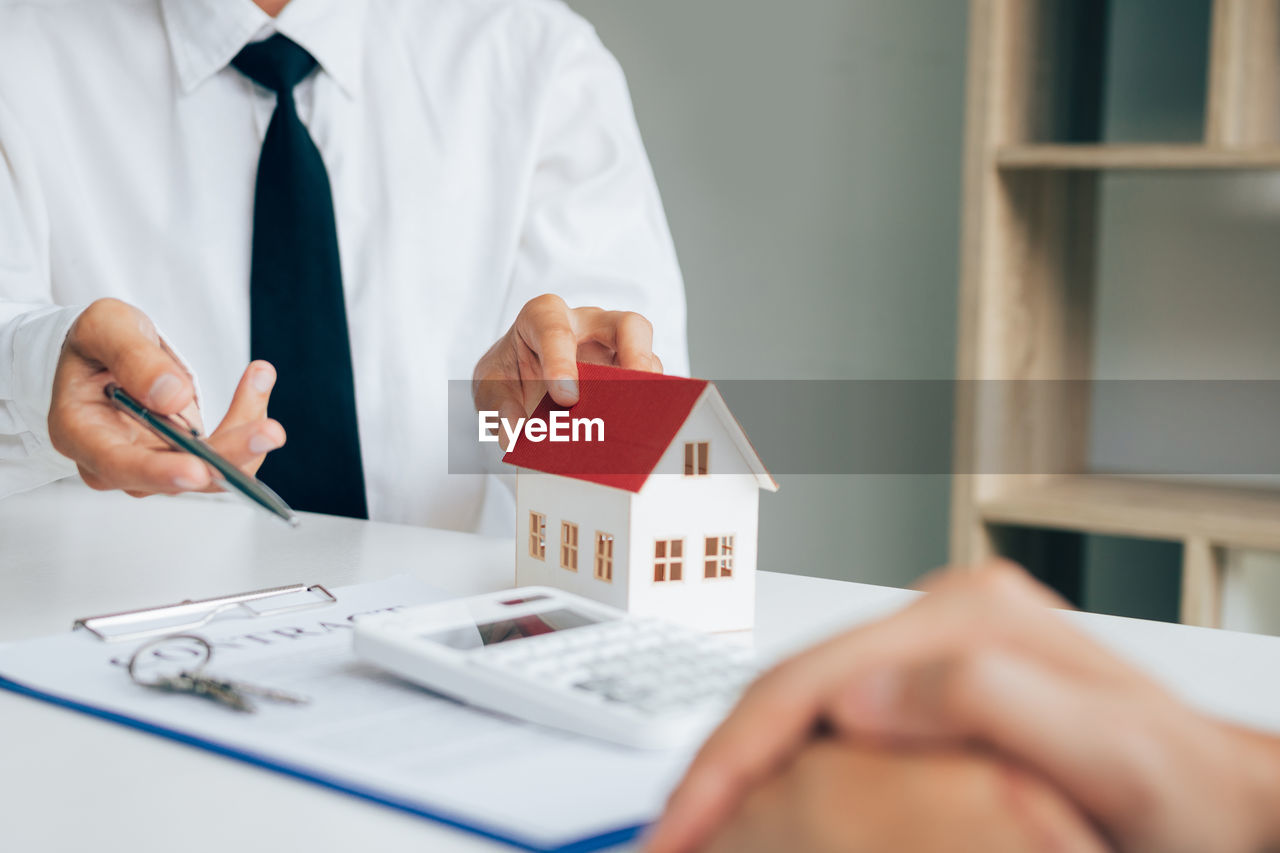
left=48, top=298, right=285, bottom=497
left=472, top=294, right=661, bottom=448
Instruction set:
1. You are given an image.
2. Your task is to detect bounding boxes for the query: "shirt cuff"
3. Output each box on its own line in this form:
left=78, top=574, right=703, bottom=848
left=10, top=303, right=85, bottom=454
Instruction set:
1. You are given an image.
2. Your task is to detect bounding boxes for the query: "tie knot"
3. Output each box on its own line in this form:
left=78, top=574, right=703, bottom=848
left=232, top=34, right=317, bottom=95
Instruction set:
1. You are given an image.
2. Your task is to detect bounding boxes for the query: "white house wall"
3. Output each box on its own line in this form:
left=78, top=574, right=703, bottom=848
left=649, top=394, right=755, bottom=479
left=514, top=470, right=631, bottom=611
left=628, top=476, right=758, bottom=631
left=628, top=396, right=761, bottom=632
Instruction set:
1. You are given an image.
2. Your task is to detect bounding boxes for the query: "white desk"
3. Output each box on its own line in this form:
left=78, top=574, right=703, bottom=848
left=3, top=480, right=1280, bottom=852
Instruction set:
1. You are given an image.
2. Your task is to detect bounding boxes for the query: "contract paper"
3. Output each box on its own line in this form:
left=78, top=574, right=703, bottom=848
left=0, top=576, right=694, bottom=851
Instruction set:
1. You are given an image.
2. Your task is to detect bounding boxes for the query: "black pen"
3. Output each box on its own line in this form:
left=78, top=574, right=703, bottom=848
left=105, top=383, right=300, bottom=527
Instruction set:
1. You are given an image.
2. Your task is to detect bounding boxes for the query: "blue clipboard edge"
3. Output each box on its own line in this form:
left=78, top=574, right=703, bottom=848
left=0, top=675, right=647, bottom=853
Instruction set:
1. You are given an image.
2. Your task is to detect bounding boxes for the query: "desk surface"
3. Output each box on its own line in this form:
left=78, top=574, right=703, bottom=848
left=4, top=481, right=1280, bottom=852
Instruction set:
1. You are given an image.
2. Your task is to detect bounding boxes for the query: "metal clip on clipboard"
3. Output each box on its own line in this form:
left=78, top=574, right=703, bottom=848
left=73, top=584, right=337, bottom=643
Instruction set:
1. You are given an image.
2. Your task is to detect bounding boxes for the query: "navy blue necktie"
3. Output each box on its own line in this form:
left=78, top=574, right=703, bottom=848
left=233, top=35, right=368, bottom=519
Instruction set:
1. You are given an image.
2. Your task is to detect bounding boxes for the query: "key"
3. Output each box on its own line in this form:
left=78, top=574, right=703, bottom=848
left=220, top=677, right=310, bottom=706
left=125, top=634, right=308, bottom=713
left=147, top=671, right=309, bottom=713
left=147, top=671, right=255, bottom=713
left=189, top=673, right=259, bottom=712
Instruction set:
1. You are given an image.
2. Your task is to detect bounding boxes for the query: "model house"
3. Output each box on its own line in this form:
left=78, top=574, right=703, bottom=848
left=503, top=363, right=777, bottom=632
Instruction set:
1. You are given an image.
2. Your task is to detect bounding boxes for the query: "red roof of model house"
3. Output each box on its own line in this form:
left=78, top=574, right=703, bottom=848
left=502, top=362, right=777, bottom=493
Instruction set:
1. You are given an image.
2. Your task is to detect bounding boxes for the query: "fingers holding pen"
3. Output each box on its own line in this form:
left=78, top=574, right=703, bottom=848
left=200, top=361, right=285, bottom=486
left=49, top=299, right=209, bottom=496
left=74, top=436, right=212, bottom=495
left=62, top=298, right=195, bottom=414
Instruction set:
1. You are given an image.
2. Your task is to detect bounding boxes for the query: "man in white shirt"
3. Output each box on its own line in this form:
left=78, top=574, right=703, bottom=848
left=0, top=0, right=687, bottom=528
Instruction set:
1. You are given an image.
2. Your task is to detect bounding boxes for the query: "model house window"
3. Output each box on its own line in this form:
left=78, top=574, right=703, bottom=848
left=594, top=532, right=614, bottom=582
left=704, top=535, right=734, bottom=578
left=560, top=522, right=579, bottom=571
left=683, top=441, right=709, bottom=476
left=528, top=511, right=546, bottom=560
left=653, top=539, right=684, bottom=582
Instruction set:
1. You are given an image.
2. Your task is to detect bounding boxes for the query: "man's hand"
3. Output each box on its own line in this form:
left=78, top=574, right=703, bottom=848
left=696, top=740, right=1107, bottom=853
left=473, top=295, right=661, bottom=447
left=649, top=563, right=1280, bottom=853
left=48, top=298, right=286, bottom=497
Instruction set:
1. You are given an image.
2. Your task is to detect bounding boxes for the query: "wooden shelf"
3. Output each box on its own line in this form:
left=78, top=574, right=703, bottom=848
left=997, top=144, right=1280, bottom=171
left=955, top=1, right=1280, bottom=626
left=979, top=476, right=1280, bottom=552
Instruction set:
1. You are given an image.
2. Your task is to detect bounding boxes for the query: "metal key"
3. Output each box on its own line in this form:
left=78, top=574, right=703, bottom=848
left=146, top=670, right=310, bottom=713
left=147, top=670, right=256, bottom=713
left=127, top=634, right=310, bottom=713
left=217, top=676, right=310, bottom=707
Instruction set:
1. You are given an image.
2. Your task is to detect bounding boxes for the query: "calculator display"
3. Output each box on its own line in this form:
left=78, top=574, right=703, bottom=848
left=423, top=607, right=606, bottom=650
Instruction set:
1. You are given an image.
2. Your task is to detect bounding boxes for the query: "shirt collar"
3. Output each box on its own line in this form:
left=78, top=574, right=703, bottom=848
left=160, top=0, right=368, bottom=97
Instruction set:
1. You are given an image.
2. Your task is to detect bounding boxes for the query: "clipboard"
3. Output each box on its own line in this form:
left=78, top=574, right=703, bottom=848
left=0, top=576, right=687, bottom=852
left=72, top=582, right=338, bottom=641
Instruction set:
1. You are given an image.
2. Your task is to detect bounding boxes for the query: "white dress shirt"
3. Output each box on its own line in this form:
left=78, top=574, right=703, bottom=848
left=0, top=0, right=688, bottom=530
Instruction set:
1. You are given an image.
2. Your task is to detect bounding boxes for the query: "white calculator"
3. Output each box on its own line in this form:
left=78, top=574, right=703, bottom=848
left=352, top=587, right=758, bottom=749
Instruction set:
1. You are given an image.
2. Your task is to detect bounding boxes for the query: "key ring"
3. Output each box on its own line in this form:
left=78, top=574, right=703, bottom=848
left=127, top=634, right=211, bottom=688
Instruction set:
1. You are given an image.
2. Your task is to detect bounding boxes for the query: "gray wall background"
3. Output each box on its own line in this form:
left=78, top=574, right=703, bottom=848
left=565, top=0, right=1280, bottom=626
left=565, top=0, right=968, bottom=588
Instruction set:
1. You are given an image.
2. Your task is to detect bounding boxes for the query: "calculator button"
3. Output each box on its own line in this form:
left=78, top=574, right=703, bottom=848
left=554, top=668, right=592, bottom=686
left=573, top=676, right=618, bottom=697
left=606, top=686, right=648, bottom=704
left=470, top=619, right=761, bottom=733
left=559, top=651, right=595, bottom=669
left=480, top=646, right=515, bottom=662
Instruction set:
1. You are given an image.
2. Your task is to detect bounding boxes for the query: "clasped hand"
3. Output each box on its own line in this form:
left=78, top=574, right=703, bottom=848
left=648, top=563, right=1280, bottom=853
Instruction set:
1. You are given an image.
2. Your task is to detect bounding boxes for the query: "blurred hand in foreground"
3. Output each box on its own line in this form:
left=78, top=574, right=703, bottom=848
left=649, top=562, right=1280, bottom=853
left=695, top=738, right=1107, bottom=853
